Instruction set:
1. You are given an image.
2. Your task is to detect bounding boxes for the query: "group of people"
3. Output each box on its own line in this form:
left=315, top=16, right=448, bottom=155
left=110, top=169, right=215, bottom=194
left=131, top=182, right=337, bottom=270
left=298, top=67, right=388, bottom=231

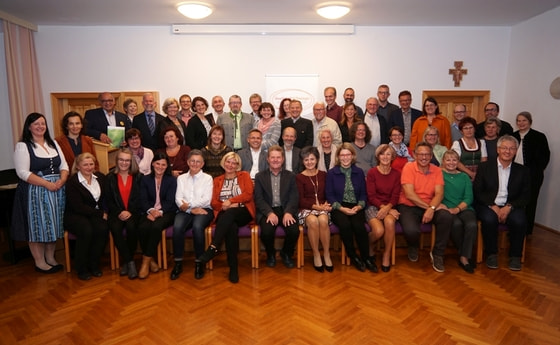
left=12, top=86, right=549, bottom=284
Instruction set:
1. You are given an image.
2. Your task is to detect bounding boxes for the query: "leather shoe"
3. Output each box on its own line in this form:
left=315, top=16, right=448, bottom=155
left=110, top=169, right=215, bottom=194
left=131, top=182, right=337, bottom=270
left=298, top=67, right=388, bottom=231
left=139, top=256, right=151, bottom=279
left=77, top=272, right=91, bottom=281
left=119, top=263, right=128, bottom=276
left=313, top=264, right=324, bottom=273
left=198, top=246, right=218, bottom=263
left=229, top=266, right=239, bottom=283
left=35, top=265, right=59, bottom=274
left=170, top=262, right=183, bottom=280
left=458, top=261, right=474, bottom=274
left=364, top=259, right=378, bottom=273
left=279, top=251, right=295, bottom=268
left=149, top=259, right=160, bottom=273
left=381, top=265, right=391, bottom=273
left=266, top=254, right=276, bottom=268
left=48, top=263, right=64, bottom=273
left=325, top=265, right=334, bottom=272
left=352, top=257, right=366, bottom=272
left=127, top=261, right=138, bottom=280
left=91, top=269, right=103, bottom=277
left=194, top=261, right=204, bottom=279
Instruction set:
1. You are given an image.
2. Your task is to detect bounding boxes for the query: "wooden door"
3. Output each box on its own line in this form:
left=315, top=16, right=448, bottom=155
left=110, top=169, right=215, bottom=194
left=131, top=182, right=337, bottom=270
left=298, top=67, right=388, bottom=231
left=421, top=90, right=490, bottom=124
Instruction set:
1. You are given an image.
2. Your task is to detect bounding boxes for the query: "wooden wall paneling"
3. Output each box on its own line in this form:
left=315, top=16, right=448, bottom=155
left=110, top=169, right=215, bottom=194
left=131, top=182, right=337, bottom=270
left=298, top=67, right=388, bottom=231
left=421, top=90, right=490, bottom=124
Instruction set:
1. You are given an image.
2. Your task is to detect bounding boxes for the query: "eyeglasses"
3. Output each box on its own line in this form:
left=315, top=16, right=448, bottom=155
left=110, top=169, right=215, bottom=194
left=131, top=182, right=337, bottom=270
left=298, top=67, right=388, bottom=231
left=499, top=146, right=516, bottom=151
left=485, top=108, right=497, bottom=112
left=118, top=158, right=131, bottom=162
left=189, top=160, right=203, bottom=164
left=101, top=99, right=114, bottom=103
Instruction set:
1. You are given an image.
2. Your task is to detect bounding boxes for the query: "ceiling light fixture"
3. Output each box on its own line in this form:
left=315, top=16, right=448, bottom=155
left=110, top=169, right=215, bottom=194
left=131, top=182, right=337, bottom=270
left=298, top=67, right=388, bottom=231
left=176, top=2, right=214, bottom=20
left=315, top=2, right=351, bottom=20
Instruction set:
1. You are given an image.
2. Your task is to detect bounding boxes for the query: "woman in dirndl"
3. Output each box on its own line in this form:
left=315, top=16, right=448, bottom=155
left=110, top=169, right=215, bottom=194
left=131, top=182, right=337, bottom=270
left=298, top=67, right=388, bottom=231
left=12, top=113, right=69, bottom=273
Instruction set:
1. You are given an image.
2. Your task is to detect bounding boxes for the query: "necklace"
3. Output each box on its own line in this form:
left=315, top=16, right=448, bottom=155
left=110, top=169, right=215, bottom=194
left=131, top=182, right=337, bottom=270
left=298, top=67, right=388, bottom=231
left=308, top=172, right=320, bottom=205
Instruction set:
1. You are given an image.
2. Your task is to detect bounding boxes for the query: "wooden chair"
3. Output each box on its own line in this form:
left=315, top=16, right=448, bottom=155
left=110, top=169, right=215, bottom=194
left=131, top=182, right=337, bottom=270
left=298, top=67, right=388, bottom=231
left=159, top=225, right=193, bottom=270
left=475, top=222, right=526, bottom=263
left=64, top=230, right=116, bottom=273
left=253, top=225, right=305, bottom=268
left=110, top=228, right=162, bottom=270
left=205, top=224, right=259, bottom=270
left=298, top=224, right=345, bottom=268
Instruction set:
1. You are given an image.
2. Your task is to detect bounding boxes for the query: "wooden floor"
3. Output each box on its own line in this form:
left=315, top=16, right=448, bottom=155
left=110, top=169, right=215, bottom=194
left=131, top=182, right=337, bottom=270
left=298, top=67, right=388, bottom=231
left=1, top=226, right=559, bottom=345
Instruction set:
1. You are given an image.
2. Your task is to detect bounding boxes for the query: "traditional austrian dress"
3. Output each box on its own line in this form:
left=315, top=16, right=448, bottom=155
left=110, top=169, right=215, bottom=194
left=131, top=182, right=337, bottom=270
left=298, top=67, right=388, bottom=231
left=12, top=142, right=67, bottom=242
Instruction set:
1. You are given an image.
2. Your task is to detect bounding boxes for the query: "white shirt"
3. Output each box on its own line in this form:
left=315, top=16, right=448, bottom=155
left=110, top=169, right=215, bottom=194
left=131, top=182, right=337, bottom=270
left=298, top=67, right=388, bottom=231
left=250, top=148, right=261, bottom=179
left=284, top=148, right=294, bottom=172
left=364, top=112, right=381, bottom=147
left=312, top=117, right=342, bottom=147
left=494, top=158, right=512, bottom=206
left=175, top=170, right=213, bottom=212
left=78, top=171, right=101, bottom=202
left=104, top=110, right=116, bottom=127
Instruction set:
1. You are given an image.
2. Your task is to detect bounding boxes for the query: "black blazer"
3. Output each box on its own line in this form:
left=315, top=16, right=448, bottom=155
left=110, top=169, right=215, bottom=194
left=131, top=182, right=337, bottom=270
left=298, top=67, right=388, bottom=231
left=281, top=146, right=302, bottom=174
left=279, top=117, right=314, bottom=149
left=84, top=108, right=130, bottom=140
left=388, top=107, right=422, bottom=143
left=132, top=111, right=165, bottom=151
left=513, top=128, right=550, bottom=185
left=64, top=172, right=106, bottom=225
left=239, top=148, right=269, bottom=175
left=473, top=160, right=530, bottom=209
left=105, top=172, right=143, bottom=219
left=254, top=169, right=299, bottom=224
left=185, top=115, right=210, bottom=150
left=139, top=174, right=177, bottom=215
left=205, top=114, right=216, bottom=127
left=156, top=117, right=188, bottom=148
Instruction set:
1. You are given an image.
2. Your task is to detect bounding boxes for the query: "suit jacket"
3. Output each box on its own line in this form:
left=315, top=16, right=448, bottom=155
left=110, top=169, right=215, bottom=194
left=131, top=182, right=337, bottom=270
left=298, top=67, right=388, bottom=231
left=210, top=171, right=256, bottom=221
left=205, top=113, right=216, bottom=127
left=476, top=119, right=514, bottom=139
left=364, top=112, right=390, bottom=145
left=84, top=107, right=130, bottom=140
left=279, top=117, right=314, bottom=149
left=156, top=116, right=188, bottom=148
left=55, top=134, right=99, bottom=170
left=185, top=115, right=210, bottom=150
left=217, top=112, right=254, bottom=150
left=105, top=172, right=143, bottom=219
left=473, top=160, right=530, bottom=209
left=513, top=128, right=550, bottom=185
left=64, top=172, right=107, bottom=226
left=239, top=148, right=268, bottom=176
left=132, top=111, right=165, bottom=151
left=139, top=173, right=177, bottom=215
left=254, top=168, right=299, bottom=224
left=282, top=146, right=302, bottom=174
left=388, top=107, right=422, bottom=144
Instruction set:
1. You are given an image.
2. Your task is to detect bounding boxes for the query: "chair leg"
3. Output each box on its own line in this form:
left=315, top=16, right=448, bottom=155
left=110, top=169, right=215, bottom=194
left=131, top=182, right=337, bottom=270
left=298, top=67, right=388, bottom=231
left=476, top=222, right=483, bottom=264
left=252, top=225, right=259, bottom=269
left=161, top=229, right=167, bottom=270
left=156, top=242, right=162, bottom=269
left=64, top=231, right=71, bottom=273
left=521, top=237, right=526, bottom=263
left=297, top=226, right=304, bottom=268
left=205, top=226, right=213, bottom=270
left=430, top=224, right=436, bottom=252
left=109, top=232, right=116, bottom=270
left=391, top=236, right=396, bottom=266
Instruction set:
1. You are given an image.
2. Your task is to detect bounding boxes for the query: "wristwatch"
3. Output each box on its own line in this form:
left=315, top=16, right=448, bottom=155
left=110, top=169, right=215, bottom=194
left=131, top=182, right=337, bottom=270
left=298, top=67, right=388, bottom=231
left=429, top=205, right=436, bottom=210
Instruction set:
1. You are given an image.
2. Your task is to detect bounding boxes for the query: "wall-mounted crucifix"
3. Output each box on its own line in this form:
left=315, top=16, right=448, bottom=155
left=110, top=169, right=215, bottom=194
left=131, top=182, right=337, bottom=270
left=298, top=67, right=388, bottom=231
left=449, top=61, right=468, bottom=87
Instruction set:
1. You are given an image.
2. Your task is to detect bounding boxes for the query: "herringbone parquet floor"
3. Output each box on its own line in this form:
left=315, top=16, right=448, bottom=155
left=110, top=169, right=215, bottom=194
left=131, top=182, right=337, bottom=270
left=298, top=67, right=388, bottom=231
left=1, top=227, right=559, bottom=345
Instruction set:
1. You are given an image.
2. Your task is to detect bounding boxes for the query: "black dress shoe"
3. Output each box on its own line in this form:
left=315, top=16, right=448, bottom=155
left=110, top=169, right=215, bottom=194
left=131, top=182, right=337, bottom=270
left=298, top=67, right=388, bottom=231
left=364, top=259, right=378, bottom=273
left=381, top=265, right=391, bottom=272
left=279, top=251, right=295, bottom=268
left=325, top=265, right=334, bottom=272
left=170, top=262, right=183, bottom=280
left=352, top=257, right=366, bottom=272
left=313, top=264, right=324, bottom=273
left=266, top=255, right=276, bottom=267
left=91, top=269, right=103, bottom=277
left=194, top=261, right=204, bottom=280
left=458, top=261, right=475, bottom=274
left=77, top=272, right=91, bottom=281
left=48, top=263, right=64, bottom=273
left=35, top=265, right=59, bottom=274
left=198, top=246, right=218, bottom=263
left=229, top=266, right=239, bottom=283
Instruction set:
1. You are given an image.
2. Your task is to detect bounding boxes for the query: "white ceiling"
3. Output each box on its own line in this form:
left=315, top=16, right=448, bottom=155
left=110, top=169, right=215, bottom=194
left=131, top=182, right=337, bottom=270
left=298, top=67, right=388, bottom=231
left=1, top=0, right=559, bottom=27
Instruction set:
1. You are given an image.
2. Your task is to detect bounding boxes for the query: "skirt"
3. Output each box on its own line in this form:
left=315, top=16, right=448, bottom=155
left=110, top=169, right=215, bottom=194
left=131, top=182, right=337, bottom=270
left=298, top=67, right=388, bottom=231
left=298, top=209, right=330, bottom=226
left=365, top=205, right=380, bottom=222
left=11, top=174, right=65, bottom=242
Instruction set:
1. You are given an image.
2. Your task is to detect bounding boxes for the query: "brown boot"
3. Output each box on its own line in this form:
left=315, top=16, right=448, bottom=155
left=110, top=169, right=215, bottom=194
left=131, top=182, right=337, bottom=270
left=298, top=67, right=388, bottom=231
left=150, top=258, right=160, bottom=273
left=139, top=256, right=151, bottom=279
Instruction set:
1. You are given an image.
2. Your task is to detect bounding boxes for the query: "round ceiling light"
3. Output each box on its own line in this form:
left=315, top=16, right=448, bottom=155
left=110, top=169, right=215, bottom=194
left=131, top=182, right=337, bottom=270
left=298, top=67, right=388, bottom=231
left=316, top=2, right=351, bottom=20
left=177, top=2, right=214, bottom=19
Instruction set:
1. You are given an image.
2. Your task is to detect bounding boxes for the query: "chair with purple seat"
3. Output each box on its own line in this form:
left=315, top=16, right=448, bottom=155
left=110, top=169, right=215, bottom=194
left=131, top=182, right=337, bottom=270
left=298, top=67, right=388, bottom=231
left=205, top=224, right=258, bottom=270
left=159, top=225, right=195, bottom=270
left=254, top=225, right=304, bottom=268
left=64, top=230, right=116, bottom=273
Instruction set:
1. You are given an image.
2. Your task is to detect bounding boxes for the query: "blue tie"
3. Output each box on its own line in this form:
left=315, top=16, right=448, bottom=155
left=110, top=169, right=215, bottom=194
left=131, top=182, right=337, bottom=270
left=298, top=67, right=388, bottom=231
left=148, top=114, right=155, bottom=135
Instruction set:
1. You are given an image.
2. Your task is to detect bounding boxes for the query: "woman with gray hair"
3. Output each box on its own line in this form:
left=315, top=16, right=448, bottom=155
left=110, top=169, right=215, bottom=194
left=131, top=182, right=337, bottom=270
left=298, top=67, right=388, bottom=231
left=513, top=111, right=550, bottom=234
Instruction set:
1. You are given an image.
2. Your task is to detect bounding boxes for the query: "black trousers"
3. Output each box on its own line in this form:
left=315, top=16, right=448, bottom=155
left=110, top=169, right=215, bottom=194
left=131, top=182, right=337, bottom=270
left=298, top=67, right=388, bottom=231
left=138, top=212, right=175, bottom=258
left=331, top=207, right=368, bottom=260
left=65, top=214, right=108, bottom=273
left=259, top=206, right=300, bottom=257
left=108, top=215, right=140, bottom=263
left=212, top=207, right=252, bottom=267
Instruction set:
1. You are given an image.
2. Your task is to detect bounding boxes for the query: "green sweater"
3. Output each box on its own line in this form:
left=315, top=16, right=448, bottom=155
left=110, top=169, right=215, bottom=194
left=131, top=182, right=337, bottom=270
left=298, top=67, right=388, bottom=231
left=442, top=170, right=473, bottom=210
